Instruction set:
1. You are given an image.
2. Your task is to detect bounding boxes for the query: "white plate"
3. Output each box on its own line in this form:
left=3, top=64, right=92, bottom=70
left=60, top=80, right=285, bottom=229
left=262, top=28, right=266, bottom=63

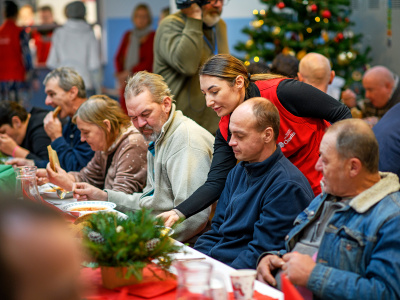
left=155, top=225, right=175, bottom=237
left=38, top=183, right=73, bottom=199
left=61, top=201, right=116, bottom=216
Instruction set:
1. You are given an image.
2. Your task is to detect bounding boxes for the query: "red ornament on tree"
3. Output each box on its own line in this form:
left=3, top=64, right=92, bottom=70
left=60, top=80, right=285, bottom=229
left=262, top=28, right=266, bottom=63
left=277, top=2, right=285, bottom=9
left=310, top=4, right=318, bottom=12
left=337, top=32, right=344, bottom=40
left=321, top=9, right=332, bottom=19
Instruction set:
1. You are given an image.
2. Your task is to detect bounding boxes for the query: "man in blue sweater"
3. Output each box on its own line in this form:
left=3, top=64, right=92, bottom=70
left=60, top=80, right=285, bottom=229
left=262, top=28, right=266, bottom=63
left=194, top=98, right=314, bottom=269
left=8, top=67, right=94, bottom=171
left=372, top=103, right=400, bottom=178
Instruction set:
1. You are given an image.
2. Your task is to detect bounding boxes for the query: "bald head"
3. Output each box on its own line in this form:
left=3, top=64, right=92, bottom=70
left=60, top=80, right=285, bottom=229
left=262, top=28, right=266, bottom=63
left=233, top=98, right=280, bottom=140
left=229, top=98, right=280, bottom=163
left=363, top=66, right=394, bottom=85
left=298, top=53, right=334, bottom=93
left=362, top=66, right=394, bottom=108
left=327, top=119, right=379, bottom=173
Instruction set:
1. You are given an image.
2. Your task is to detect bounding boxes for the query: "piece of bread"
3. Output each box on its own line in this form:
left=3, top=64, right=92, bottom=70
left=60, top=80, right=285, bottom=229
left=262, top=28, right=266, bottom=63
left=53, top=106, right=61, bottom=118
left=47, top=145, right=60, bottom=172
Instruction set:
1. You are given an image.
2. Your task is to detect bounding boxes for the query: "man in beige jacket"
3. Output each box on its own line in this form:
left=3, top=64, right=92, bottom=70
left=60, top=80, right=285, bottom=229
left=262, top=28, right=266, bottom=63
left=73, top=72, right=214, bottom=242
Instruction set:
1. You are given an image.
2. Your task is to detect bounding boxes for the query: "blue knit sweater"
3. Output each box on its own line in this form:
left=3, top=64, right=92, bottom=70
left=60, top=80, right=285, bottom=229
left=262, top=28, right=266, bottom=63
left=194, top=146, right=314, bottom=269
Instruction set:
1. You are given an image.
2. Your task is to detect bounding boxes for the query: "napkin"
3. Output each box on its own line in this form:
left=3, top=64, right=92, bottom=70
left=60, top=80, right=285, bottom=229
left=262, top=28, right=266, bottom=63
left=115, top=279, right=177, bottom=298
left=228, top=291, right=278, bottom=300
left=281, top=274, right=304, bottom=300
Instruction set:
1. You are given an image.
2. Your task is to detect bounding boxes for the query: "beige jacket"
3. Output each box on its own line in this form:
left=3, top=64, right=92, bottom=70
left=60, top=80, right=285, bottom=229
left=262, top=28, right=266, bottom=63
left=69, top=126, right=148, bottom=194
left=106, top=105, right=214, bottom=242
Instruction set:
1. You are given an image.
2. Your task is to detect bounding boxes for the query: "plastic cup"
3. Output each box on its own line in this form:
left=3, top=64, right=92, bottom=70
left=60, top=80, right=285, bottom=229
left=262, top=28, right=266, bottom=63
left=230, top=269, right=257, bottom=300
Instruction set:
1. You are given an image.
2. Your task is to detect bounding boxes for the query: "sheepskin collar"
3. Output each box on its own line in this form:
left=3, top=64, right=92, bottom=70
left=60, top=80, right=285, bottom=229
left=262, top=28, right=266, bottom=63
left=349, top=172, right=400, bottom=213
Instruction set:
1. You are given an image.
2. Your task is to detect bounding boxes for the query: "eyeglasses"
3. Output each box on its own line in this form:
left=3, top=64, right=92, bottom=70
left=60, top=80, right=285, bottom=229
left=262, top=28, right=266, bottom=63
left=207, top=0, right=230, bottom=6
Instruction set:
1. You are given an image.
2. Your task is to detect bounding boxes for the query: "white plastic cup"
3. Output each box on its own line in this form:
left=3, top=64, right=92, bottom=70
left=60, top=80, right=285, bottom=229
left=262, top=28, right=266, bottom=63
left=230, top=269, right=257, bottom=300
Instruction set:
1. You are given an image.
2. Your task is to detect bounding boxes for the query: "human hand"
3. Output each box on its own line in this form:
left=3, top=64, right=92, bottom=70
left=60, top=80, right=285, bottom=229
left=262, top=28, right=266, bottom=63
left=256, top=255, right=284, bottom=286
left=46, top=163, right=74, bottom=191
left=72, top=182, right=108, bottom=201
left=43, top=111, right=63, bottom=141
left=281, top=252, right=316, bottom=287
left=6, top=157, right=35, bottom=166
left=36, top=168, right=49, bottom=185
left=341, top=89, right=357, bottom=108
left=181, top=2, right=202, bottom=19
left=157, top=210, right=181, bottom=227
left=0, top=133, right=18, bottom=156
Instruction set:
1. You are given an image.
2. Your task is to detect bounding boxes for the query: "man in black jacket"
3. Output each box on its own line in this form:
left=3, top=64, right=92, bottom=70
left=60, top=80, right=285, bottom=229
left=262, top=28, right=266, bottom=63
left=0, top=101, right=50, bottom=161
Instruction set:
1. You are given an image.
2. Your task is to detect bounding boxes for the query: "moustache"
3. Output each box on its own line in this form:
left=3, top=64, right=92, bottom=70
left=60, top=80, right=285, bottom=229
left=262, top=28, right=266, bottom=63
left=139, top=124, right=153, bottom=132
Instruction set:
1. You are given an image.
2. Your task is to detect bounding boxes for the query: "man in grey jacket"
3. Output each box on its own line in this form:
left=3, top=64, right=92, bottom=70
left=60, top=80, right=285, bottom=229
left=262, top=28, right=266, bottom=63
left=73, top=71, right=214, bottom=242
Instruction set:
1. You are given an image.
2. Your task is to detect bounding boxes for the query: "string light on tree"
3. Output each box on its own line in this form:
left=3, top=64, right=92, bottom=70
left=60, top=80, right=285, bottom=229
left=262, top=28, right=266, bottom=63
left=297, top=49, right=307, bottom=60
left=246, top=39, right=254, bottom=48
left=273, top=26, right=281, bottom=35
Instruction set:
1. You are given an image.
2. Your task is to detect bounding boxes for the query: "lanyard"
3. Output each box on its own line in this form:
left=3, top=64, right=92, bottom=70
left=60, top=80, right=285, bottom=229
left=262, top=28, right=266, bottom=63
left=203, top=27, right=218, bottom=55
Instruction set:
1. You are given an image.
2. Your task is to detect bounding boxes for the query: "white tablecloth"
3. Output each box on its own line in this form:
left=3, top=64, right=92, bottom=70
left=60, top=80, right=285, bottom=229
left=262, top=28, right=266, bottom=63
left=170, top=241, right=283, bottom=300
left=45, top=198, right=283, bottom=300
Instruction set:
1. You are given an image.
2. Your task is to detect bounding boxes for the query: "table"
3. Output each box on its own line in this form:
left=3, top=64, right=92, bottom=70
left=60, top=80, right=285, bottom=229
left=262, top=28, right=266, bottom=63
left=170, top=241, right=283, bottom=300
left=44, top=198, right=283, bottom=300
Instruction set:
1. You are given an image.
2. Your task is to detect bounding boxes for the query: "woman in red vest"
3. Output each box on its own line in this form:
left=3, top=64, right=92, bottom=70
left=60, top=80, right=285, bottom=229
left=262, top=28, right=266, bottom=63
left=114, top=4, right=155, bottom=114
left=159, top=54, right=352, bottom=226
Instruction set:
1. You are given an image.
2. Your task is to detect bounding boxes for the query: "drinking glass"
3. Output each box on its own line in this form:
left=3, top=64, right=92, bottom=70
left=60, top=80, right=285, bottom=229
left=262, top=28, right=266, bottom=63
left=14, top=166, right=41, bottom=203
left=210, top=271, right=228, bottom=300
left=175, top=261, right=213, bottom=300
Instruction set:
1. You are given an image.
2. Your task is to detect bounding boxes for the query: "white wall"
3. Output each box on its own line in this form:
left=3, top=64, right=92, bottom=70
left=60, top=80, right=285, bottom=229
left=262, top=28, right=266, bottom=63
left=169, top=0, right=265, bottom=17
left=351, top=1, right=400, bottom=75
left=36, top=0, right=98, bottom=24
left=103, top=0, right=169, bottom=19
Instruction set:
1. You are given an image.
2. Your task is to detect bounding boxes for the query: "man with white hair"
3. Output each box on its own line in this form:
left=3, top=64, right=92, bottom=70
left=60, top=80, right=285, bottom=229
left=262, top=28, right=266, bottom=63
left=153, top=0, right=229, bottom=134
left=298, top=52, right=335, bottom=94
left=342, top=66, right=400, bottom=120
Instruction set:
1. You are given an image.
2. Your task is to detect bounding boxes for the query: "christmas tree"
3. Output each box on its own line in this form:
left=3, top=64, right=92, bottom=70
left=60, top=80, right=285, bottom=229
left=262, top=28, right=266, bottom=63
left=234, top=0, right=371, bottom=88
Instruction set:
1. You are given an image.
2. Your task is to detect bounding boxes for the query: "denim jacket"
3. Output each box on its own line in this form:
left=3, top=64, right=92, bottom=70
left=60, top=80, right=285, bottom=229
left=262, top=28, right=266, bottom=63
left=262, top=172, right=400, bottom=300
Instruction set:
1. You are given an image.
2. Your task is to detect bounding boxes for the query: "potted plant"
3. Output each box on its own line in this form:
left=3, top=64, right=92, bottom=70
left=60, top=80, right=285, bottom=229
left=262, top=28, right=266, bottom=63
left=82, top=209, right=182, bottom=289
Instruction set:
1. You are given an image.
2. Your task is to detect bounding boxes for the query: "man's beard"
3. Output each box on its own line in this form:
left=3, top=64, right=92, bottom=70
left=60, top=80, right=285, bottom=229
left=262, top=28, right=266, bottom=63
left=139, top=124, right=161, bottom=142
left=203, top=10, right=221, bottom=27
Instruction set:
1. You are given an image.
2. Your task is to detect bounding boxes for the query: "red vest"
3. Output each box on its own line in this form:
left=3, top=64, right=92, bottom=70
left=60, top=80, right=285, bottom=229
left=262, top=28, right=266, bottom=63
left=32, top=29, right=52, bottom=64
left=219, top=78, right=329, bottom=196
left=0, top=20, right=25, bottom=81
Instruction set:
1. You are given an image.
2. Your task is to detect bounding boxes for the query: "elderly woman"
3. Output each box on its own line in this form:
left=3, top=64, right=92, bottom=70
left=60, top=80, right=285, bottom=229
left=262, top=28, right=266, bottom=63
left=115, top=3, right=155, bottom=113
left=39, top=95, right=148, bottom=194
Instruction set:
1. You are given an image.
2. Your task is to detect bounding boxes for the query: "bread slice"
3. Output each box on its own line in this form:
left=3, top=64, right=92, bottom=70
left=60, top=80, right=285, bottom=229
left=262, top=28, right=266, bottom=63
left=47, top=145, right=60, bottom=172
left=53, top=106, right=61, bottom=118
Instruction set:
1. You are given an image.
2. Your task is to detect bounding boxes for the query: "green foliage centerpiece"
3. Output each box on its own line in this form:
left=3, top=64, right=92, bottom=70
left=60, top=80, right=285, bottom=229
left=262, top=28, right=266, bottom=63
left=82, top=209, right=182, bottom=289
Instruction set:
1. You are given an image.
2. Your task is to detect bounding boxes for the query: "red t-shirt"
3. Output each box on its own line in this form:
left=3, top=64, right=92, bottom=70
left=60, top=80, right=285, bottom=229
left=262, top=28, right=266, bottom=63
left=31, top=29, right=53, bottom=64
left=0, top=20, right=25, bottom=81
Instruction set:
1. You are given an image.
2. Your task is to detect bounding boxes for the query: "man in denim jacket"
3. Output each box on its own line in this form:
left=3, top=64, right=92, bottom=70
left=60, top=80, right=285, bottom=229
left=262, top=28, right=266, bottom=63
left=257, top=118, right=400, bottom=300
